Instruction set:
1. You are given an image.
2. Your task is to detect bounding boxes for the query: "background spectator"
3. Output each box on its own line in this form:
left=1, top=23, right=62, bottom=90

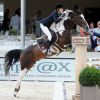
left=90, top=21, right=100, bottom=51
left=2, top=9, right=10, bottom=34
left=10, top=8, right=20, bottom=35
left=89, top=22, right=95, bottom=29
left=29, top=10, right=43, bottom=37
left=30, top=10, right=42, bottom=33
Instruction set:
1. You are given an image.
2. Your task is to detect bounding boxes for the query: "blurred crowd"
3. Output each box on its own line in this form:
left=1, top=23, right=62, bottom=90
left=89, top=21, right=100, bottom=52
left=0, top=8, right=20, bottom=35
left=0, top=7, right=100, bottom=52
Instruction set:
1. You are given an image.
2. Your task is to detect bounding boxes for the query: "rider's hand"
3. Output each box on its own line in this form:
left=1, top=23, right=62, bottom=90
left=60, top=13, right=65, bottom=19
left=42, top=34, right=47, bottom=39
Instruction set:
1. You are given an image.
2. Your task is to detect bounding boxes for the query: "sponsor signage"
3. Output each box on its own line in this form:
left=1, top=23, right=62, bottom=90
left=72, top=37, right=90, bottom=45
left=87, top=58, right=100, bottom=69
left=0, top=58, right=75, bottom=81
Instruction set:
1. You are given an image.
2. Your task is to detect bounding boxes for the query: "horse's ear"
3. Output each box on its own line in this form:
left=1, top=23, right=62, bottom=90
left=73, top=5, right=81, bottom=14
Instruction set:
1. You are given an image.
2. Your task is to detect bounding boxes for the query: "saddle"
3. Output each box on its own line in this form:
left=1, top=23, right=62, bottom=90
left=37, top=31, right=58, bottom=51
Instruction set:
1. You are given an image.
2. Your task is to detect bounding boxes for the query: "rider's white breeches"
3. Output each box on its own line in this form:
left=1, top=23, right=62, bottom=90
left=40, top=23, right=52, bottom=41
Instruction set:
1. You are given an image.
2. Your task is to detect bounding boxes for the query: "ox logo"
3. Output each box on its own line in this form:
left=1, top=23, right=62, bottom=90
left=37, top=62, right=70, bottom=73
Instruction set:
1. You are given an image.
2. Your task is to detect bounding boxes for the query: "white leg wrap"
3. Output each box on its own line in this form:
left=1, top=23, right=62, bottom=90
left=14, top=68, right=28, bottom=96
left=15, top=68, right=28, bottom=89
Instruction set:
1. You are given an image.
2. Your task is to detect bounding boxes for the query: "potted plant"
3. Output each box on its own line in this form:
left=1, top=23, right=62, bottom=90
left=79, top=66, right=100, bottom=100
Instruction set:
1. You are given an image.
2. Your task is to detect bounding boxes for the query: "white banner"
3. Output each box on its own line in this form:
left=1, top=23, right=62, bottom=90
left=0, top=58, right=75, bottom=82
left=87, top=58, right=100, bottom=69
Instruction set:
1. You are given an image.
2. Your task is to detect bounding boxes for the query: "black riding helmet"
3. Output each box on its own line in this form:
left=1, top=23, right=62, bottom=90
left=56, top=3, right=64, bottom=9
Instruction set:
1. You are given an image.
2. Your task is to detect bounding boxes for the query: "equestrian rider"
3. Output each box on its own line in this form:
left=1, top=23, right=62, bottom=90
left=40, top=3, right=65, bottom=45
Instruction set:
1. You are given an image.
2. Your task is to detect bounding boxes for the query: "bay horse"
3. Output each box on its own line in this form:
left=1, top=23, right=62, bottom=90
left=4, top=8, right=89, bottom=97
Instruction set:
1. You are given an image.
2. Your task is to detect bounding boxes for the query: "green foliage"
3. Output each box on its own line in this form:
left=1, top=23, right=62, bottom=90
left=9, top=28, right=19, bottom=35
left=79, top=66, right=100, bottom=87
left=96, top=69, right=100, bottom=87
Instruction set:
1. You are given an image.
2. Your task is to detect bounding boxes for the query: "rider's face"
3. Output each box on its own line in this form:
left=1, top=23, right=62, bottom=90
left=97, top=23, right=100, bottom=28
left=57, top=8, right=64, bottom=14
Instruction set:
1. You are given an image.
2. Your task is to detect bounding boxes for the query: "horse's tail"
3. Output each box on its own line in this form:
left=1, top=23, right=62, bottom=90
left=4, top=49, right=22, bottom=76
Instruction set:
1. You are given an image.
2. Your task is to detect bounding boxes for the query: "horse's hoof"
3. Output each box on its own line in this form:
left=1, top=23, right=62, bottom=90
left=14, top=86, right=20, bottom=97
left=14, top=91, right=18, bottom=97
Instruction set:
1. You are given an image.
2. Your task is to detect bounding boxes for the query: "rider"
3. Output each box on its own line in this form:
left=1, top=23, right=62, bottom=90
left=40, top=3, right=65, bottom=45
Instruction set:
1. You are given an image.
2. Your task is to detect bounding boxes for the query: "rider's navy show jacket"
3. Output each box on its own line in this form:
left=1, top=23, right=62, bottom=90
left=40, top=10, right=65, bottom=28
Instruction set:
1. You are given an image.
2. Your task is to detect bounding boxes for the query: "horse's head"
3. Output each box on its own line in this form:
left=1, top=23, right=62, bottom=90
left=65, top=7, right=89, bottom=32
left=50, top=8, right=89, bottom=36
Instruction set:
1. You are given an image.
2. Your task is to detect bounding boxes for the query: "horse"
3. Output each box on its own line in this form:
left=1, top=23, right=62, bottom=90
left=4, top=8, right=89, bottom=97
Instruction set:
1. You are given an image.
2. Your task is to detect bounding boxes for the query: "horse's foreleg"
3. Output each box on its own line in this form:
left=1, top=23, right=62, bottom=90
left=14, top=68, right=28, bottom=97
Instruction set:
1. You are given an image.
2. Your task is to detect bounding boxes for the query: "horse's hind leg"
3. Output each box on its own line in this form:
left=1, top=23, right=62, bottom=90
left=14, top=68, right=28, bottom=97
